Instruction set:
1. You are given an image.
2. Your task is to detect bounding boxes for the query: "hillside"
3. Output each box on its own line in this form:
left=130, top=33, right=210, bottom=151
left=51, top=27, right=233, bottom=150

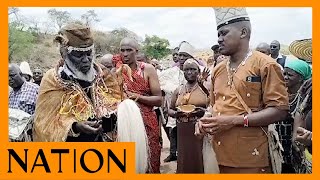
left=10, top=32, right=293, bottom=72
left=10, top=27, right=174, bottom=72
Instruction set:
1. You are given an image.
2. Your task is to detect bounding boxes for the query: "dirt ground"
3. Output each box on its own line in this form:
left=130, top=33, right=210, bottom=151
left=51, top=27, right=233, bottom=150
left=160, top=127, right=177, bottom=174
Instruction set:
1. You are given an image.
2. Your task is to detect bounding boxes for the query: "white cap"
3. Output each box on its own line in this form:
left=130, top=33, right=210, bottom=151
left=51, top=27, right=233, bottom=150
left=214, top=7, right=250, bottom=30
left=20, top=61, right=33, bottom=77
left=101, top=54, right=113, bottom=61
left=179, top=41, right=195, bottom=58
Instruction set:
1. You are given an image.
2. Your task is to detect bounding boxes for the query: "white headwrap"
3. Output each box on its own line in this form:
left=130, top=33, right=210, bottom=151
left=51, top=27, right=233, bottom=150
left=183, top=58, right=200, bottom=69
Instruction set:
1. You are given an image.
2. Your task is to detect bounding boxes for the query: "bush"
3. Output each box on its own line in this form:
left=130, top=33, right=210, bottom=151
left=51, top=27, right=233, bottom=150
left=9, top=24, right=36, bottom=62
left=142, top=35, right=171, bottom=60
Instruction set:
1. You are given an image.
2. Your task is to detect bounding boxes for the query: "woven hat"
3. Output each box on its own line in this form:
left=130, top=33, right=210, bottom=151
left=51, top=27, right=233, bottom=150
left=213, top=7, right=250, bottom=30
left=289, top=39, right=312, bottom=62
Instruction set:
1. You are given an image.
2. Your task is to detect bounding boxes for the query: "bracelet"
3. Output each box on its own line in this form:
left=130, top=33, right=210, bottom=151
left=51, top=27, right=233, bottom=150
left=244, top=115, right=249, bottom=127
left=134, top=94, right=141, bottom=102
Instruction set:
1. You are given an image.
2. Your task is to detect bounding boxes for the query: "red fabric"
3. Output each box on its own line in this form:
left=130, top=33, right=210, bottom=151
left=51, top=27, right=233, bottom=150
left=114, top=54, right=161, bottom=173
left=112, top=54, right=122, bottom=65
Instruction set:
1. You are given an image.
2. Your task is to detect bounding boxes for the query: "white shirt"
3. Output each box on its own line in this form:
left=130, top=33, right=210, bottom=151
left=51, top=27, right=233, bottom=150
left=270, top=54, right=284, bottom=71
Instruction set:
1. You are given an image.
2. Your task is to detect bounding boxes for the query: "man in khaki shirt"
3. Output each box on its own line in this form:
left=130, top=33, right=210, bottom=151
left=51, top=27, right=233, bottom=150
left=195, top=8, right=289, bottom=173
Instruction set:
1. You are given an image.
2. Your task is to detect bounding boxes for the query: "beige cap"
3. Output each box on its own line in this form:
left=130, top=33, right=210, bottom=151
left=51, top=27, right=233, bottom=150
left=214, top=7, right=250, bottom=30
left=20, top=61, right=33, bottom=77
left=179, top=41, right=195, bottom=58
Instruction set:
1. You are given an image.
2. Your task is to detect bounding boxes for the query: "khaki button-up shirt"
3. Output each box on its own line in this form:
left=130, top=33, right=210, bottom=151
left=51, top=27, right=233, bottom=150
left=210, top=51, right=289, bottom=168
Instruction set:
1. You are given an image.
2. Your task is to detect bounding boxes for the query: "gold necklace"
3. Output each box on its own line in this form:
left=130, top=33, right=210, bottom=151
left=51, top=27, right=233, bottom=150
left=226, top=51, right=252, bottom=86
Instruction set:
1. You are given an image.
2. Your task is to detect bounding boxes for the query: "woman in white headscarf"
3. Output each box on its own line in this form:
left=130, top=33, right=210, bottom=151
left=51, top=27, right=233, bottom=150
left=168, top=59, right=209, bottom=173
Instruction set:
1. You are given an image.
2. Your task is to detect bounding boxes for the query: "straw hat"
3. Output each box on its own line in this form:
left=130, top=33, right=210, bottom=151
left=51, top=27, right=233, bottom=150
left=289, top=39, right=312, bottom=62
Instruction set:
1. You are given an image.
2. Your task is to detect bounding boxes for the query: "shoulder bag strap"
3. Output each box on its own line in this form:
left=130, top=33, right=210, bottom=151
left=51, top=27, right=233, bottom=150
left=230, top=82, right=268, bottom=135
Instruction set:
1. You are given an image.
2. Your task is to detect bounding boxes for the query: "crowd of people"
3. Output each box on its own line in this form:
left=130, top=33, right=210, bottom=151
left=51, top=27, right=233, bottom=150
left=9, top=7, right=312, bottom=174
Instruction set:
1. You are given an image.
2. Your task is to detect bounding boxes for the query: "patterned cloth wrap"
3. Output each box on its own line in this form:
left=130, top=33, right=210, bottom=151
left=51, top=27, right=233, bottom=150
left=33, top=63, right=123, bottom=142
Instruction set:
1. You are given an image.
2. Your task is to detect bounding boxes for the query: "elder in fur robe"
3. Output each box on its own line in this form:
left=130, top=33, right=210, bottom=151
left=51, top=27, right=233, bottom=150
left=33, top=23, right=123, bottom=142
left=33, top=24, right=150, bottom=174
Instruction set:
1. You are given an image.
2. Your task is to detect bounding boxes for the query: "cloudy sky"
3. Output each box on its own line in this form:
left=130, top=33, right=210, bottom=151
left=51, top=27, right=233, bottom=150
left=15, top=7, right=312, bottom=49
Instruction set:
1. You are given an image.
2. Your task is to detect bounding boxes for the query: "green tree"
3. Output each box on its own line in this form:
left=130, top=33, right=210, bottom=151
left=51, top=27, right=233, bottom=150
left=142, top=35, right=171, bottom=60
left=9, top=23, right=36, bottom=62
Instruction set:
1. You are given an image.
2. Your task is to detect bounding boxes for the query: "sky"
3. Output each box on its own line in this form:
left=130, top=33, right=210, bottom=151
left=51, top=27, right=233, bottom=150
left=14, top=7, right=312, bottom=49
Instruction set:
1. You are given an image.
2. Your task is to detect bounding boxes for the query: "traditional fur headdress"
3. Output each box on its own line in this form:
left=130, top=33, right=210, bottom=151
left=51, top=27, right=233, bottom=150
left=54, top=23, right=94, bottom=53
